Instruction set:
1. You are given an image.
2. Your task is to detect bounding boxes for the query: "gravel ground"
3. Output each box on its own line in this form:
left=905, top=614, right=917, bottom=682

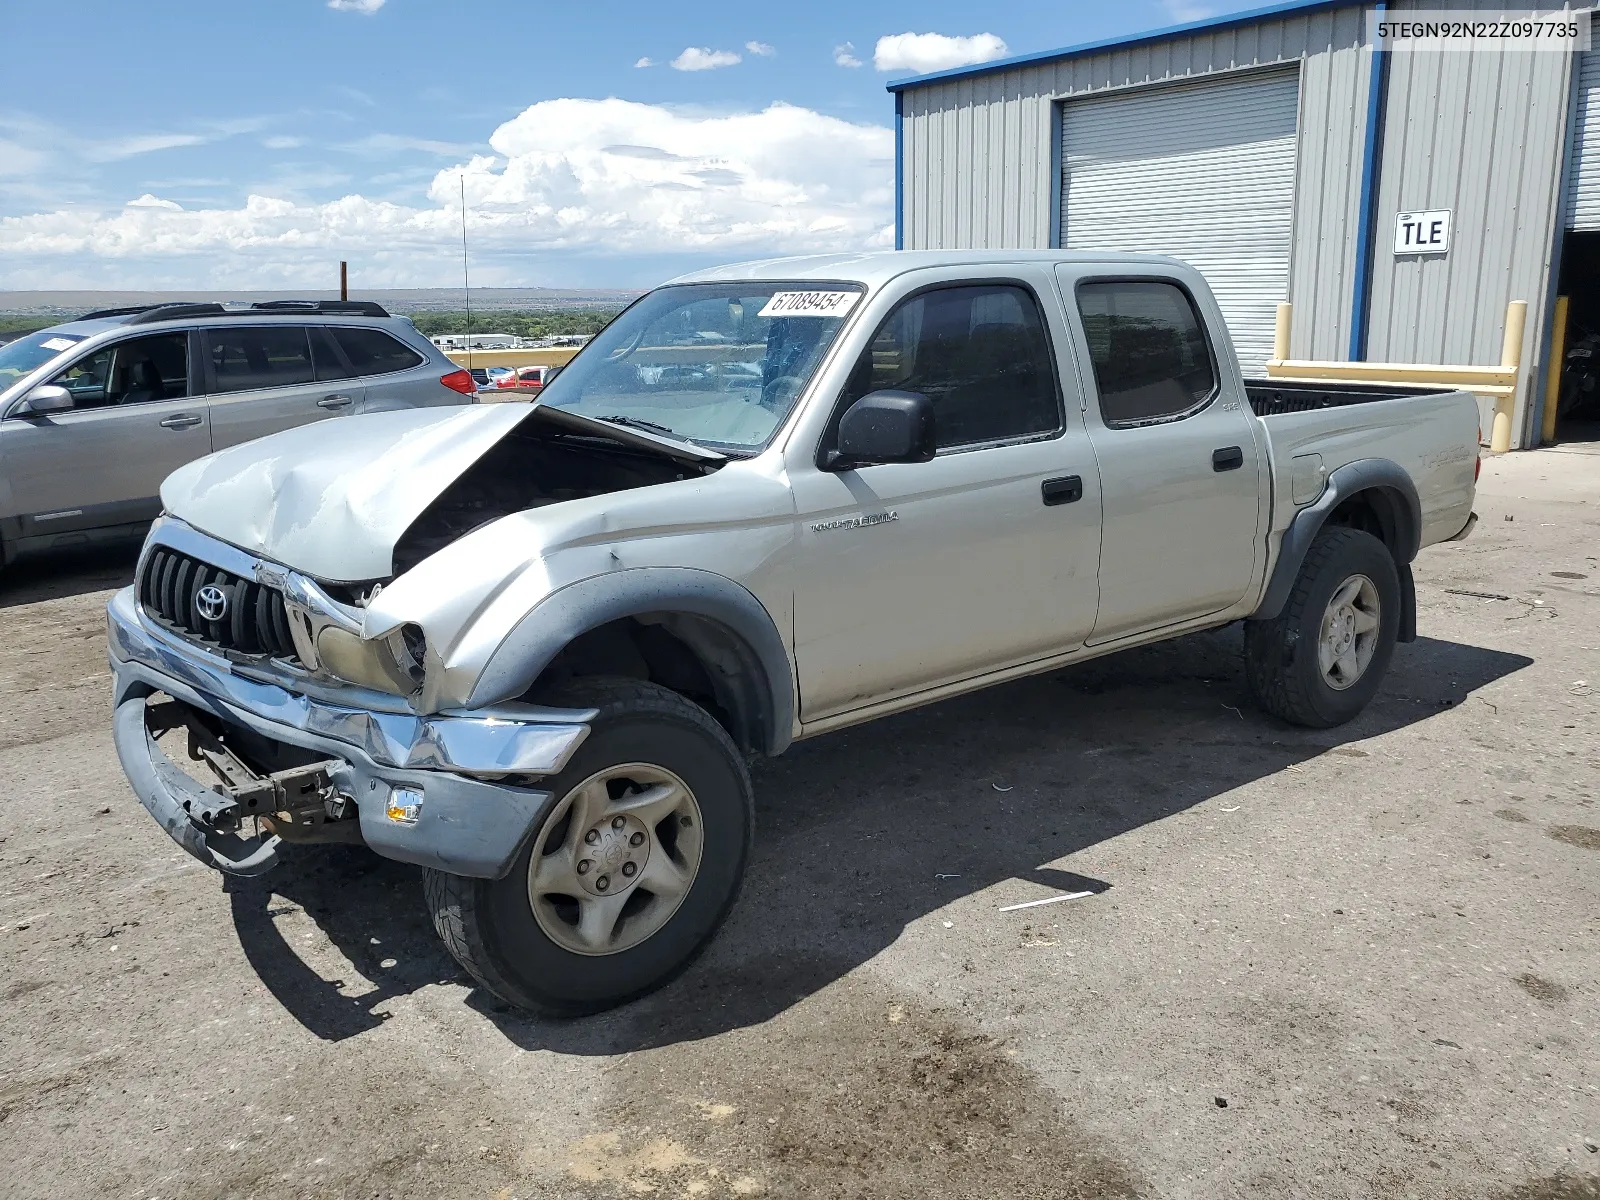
left=0, top=448, right=1596, bottom=1200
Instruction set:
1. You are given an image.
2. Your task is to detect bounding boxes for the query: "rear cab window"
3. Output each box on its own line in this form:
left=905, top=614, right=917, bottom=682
left=1075, top=280, right=1217, bottom=427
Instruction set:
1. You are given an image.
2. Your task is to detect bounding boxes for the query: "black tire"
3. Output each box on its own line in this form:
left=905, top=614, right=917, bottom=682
left=1244, top=527, right=1401, bottom=728
left=425, top=677, right=752, bottom=1015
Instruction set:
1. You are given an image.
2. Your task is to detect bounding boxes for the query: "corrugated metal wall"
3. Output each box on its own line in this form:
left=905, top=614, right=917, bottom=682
left=1367, top=0, right=1574, bottom=445
left=1565, top=49, right=1600, bottom=231
left=898, top=5, right=1374, bottom=360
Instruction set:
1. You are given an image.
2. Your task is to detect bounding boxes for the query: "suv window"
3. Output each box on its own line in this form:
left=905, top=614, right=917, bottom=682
left=1076, top=281, right=1216, bottom=427
left=49, top=332, right=189, bottom=408
left=208, top=327, right=315, bottom=393
left=308, top=326, right=355, bottom=382
left=331, top=327, right=423, bottom=376
left=841, top=284, right=1060, bottom=450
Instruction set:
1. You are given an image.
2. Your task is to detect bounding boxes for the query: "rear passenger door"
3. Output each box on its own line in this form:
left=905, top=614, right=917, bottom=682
left=1059, top=271, right=1266, bottom=643
left=202, top=324, right=364, bottom=450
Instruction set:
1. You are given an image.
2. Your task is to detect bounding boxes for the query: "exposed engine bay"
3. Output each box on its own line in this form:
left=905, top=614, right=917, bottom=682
left=391, top=418, right=716, bottom=577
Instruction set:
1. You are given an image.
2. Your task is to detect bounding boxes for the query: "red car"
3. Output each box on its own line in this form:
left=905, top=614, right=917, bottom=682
left=494, top=364, right=557, bottom=395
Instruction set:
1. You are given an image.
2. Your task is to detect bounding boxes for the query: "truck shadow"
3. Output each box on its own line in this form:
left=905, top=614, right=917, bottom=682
left=224, top=627, right=1531, bottom=1045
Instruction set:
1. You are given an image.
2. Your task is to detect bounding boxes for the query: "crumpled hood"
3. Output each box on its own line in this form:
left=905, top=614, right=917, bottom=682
left=160, top=403, right=534, bottom=582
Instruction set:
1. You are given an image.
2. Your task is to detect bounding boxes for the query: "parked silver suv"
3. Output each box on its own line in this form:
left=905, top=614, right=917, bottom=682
left=0, top=300, right=477, bottom=566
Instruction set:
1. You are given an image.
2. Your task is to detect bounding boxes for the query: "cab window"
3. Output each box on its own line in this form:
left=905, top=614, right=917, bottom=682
left=1076, top=281, right=1217, bottom=427
left=840, top=284, right=1061, bottom=450
left=48, top=333, right=189, bottom=408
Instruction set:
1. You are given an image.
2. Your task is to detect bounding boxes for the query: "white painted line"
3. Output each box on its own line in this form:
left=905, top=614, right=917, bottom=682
left=998, top=891, right=1096, bottom=912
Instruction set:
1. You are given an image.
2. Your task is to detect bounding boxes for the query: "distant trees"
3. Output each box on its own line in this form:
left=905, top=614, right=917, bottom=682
left=409, top=309, right=621, bottom=339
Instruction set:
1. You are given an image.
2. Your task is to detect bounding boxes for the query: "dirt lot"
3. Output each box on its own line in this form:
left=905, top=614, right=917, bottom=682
left=1, top=448, right=1597, bottom=1200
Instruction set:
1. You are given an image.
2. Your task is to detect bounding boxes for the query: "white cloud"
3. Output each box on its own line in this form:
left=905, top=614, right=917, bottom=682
left=0, top=99, right=895, bottom=286
left=82, top=133, right=208, bottom=162
left=327, top=0, right=385, bottom=12
left=1160, top=0, right=1219, bottom=19
left=671, top=47, right=741, bottom=71
left=634, top=56, right=655, bottom=68
left=872, top=32, right=1009, bottom=73
left=262, top=135, right=304, bottom=150
left=745, top=41, right=775, bottom=56
left=0, top=138, right=50, bottom=178
left=833, top=42, right=863, bottom=68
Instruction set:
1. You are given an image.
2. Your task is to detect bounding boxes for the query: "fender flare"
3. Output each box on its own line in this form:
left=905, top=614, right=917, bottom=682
left=467, top=566, right=796, bottom=756
left=1252, top=458, right=1421, bottom=634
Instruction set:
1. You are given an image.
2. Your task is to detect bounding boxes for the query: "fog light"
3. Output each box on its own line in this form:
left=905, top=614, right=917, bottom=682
left=386, top=787, right=423, bottom=825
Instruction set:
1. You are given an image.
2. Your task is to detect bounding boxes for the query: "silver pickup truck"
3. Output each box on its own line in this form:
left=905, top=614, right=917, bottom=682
left=108, top=252, right=1480, bottom=1014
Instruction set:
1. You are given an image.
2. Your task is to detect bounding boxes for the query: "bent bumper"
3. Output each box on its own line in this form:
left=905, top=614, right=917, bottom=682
left=107, top=586, right=585, bottom=879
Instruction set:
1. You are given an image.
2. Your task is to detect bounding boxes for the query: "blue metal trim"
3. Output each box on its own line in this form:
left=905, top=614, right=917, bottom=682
left=894, top=91, right=904, bottom=251
left=1048, top=100, right=1064, bottom=249
left=1348, top=2, right=1389, bottom=362
left=884, top=0, right=1360, bottom=92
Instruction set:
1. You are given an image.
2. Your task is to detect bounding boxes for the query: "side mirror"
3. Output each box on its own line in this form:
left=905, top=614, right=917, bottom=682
left=13, top=384, right=74, bottom=416
left=828, top=390, right=936, bottom=469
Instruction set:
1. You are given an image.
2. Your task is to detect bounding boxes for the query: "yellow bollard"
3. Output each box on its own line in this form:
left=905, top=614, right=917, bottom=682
left=1273, top=302, right=1292, bottom=362
left=1490, top=300, right=1527, bottom=453
left=1543, top=295, right=1570, bottom=446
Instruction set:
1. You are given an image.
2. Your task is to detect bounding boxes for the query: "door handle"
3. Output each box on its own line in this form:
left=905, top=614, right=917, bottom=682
left=1212, top=446, right=1244, bottom=472
left=317, top=394, right=354, bottom=409
left=1041, top=475, right=1084, bottom=506
left=158, top=413, right=203, bottom=429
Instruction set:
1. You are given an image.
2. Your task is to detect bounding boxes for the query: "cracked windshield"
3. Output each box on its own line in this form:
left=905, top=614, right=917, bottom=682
left=537, top=282, right=863, bottom=450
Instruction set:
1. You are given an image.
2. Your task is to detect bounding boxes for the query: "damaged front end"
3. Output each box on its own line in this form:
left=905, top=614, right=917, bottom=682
left=111, top=403, right=728, bottom=877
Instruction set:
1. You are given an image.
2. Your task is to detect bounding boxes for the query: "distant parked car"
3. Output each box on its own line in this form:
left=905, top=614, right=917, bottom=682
left=494, top=364, right=558, bottom=395
left=468, top=366, right=514, bottom=390
left=0, top=299, right=478, bottom=567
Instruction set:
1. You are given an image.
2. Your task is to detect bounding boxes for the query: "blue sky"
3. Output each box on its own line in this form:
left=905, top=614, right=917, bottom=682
left=0, top=0, right=1244, bottom=291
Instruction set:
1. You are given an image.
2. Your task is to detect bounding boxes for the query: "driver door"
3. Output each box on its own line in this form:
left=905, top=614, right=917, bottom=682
left=0, top=331, right=210, bottom=543
left=788, top=277, right=1103, bottom=721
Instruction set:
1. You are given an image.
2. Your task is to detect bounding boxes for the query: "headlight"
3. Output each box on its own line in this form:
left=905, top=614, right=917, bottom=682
left=315, top=623, right=427, bottom=695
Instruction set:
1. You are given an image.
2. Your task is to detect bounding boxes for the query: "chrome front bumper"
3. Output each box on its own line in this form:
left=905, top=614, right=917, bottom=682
left=108, top=586, right=590, bottom=878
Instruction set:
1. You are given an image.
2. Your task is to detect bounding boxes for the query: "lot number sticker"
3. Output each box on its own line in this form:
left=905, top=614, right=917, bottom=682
left=758, top=291, right=860, bottom=319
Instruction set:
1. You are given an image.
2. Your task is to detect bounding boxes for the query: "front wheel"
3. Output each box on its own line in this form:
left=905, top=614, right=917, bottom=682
left=425, top=677, right=752, bottom=1014
left=1244, top=527, right=1401, bottom=728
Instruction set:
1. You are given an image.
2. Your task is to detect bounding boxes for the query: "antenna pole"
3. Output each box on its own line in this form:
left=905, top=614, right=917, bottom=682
left=460, top=175, right=473, bottom=371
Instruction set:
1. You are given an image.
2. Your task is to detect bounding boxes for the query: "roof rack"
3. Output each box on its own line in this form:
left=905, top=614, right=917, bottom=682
left=123, top=303, right=231, bottom=325
left=78, top=303, right=197, bottom=321
left=77, top=299, right=393, bottom=327
left=250, top=300, right=390, bottom=317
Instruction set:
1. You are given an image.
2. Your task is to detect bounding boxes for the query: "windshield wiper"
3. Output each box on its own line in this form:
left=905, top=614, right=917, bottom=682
left=595, top=414, right=679, bottom=436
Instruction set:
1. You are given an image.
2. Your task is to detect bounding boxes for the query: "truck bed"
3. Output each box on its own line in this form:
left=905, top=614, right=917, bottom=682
left=1244, top=379, right=1454, bottom=417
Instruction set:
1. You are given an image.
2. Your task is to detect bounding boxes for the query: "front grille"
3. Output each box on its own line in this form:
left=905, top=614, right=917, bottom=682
left=139, top=547, right=302, bottom=663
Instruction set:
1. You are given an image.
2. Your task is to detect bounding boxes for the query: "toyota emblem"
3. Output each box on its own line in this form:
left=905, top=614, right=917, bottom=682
left=195, top=584, right=229, bottom=622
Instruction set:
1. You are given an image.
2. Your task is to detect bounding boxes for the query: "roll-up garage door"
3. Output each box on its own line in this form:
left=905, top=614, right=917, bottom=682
left=1565, top=51, right=1600, bottom=230
left=1060, top=68, right=1300, bottom=373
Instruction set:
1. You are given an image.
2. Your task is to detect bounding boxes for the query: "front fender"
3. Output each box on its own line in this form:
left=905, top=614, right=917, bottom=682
left=466, top=566, right=796, bottom=756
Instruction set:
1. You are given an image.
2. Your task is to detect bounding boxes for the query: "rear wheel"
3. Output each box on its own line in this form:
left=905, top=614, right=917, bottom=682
left=425, top=677, right=752, bottom=1014
left=1245, top=527, right=1400, bottom=728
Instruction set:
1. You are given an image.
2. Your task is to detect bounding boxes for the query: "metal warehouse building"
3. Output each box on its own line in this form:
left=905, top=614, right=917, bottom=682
left=888, top=0, right=1600, bottom=448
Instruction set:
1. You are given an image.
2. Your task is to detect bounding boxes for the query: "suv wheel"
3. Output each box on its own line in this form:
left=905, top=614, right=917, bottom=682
left=1244, top=527, right=1401, bottom=728
left=425, top=677, right=752, bottom=1014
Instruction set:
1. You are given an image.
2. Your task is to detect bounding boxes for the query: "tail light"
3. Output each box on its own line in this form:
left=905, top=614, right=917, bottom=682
left=1475, top=451, right=1481, bottom=482
left=440, top=369, right=476, bottom=395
